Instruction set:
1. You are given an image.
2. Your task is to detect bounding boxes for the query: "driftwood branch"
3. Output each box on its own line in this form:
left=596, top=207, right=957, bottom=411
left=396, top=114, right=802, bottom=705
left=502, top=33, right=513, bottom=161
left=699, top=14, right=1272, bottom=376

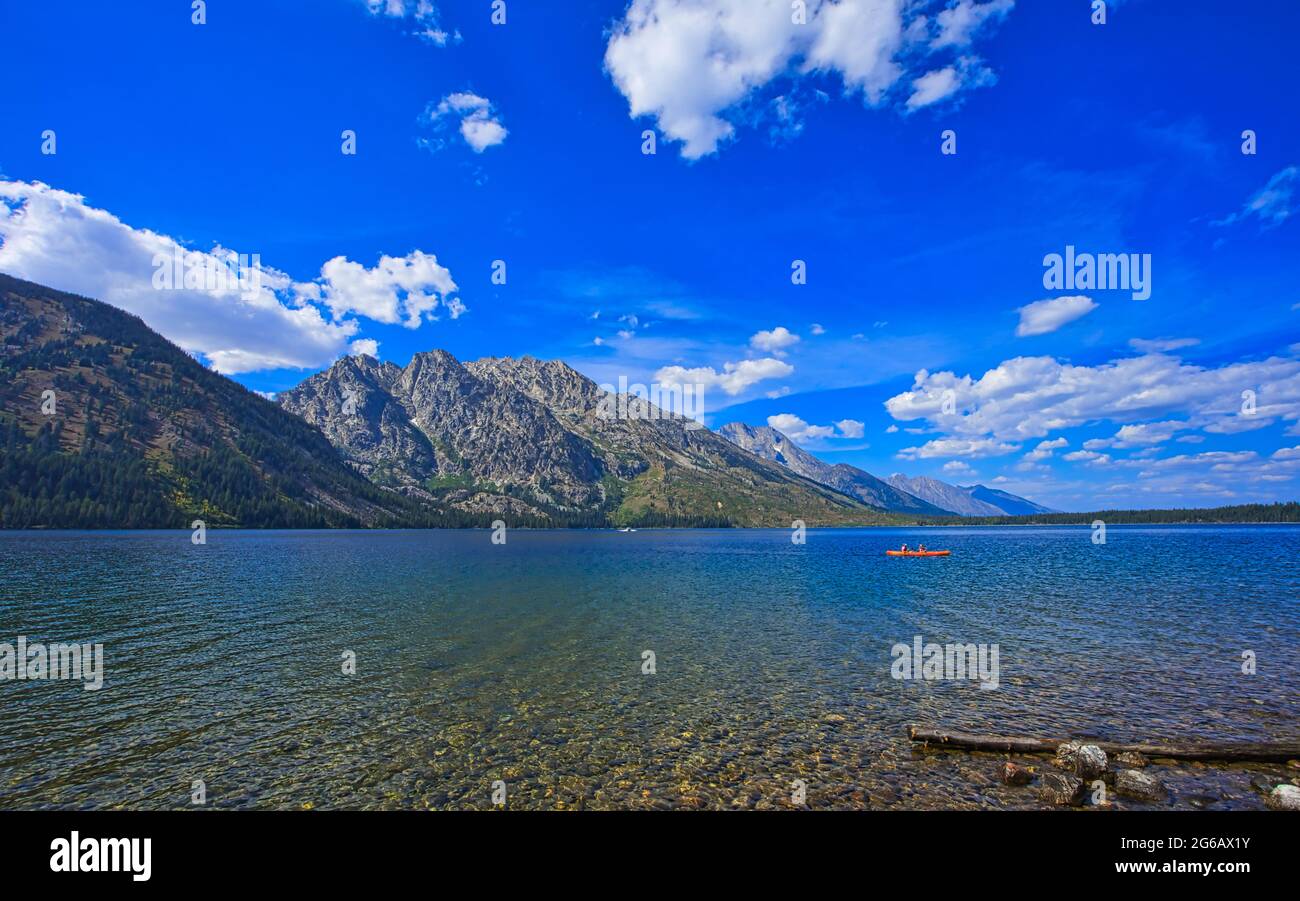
left=908, top=726, right=1300, bottom=763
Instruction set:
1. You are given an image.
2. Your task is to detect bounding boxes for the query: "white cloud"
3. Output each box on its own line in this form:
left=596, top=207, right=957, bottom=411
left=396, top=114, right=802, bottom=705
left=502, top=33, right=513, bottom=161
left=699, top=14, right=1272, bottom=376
left=1129, top=337, right=1199, bottom=354
left=349, top=339, right=381, bottom=358
left=1063, top=450, right=1111, bottom=466
left=1214, top=166, right=1298, bottom=228
left=932, top=0, right=1014, bottom=49
left=604, top=0, right=1012, bottom=159
left=656, top=357, right=793, bottom=395
left=897, top=437, right=1019, bottom=459
left=361, top=0, right=458, bottom=46
left=906, top=56, right=996, bottom=110
left=1089, top=420, right=1189, bottom=449
left=885, top=351, right=1300, bottom=445
left=835, top=418, right=865, bottom=438
left=767, top=413, right=865, bottom=442
left=1023, top=437, right=1067, bottom=461
left=0, top=180, right=460, bottom=373
left=750, top=325, right=801, bottom=355
left=942, top=460, right=976, bottom=475
left=1015, top=295, right=1097, bottom=337
left=318, top=250, right=460, bottom=329
left=421, top=93, right=508, bottom=152
left=0, top=181, right=347, bottom=373
left=768, top=413, right=835, bottom=442
left=810, top=322, right=825, bottom=335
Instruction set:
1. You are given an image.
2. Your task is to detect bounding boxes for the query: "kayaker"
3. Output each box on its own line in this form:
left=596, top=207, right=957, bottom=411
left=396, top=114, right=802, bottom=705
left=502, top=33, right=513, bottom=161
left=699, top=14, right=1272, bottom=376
left=900, top=543, right=909, bottom=553
left=918, top=543, right=926, bottom=553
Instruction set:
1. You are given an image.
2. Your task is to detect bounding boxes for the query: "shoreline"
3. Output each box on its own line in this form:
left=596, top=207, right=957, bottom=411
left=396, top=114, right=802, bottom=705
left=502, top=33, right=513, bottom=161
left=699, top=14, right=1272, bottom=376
left=3, top=520, right=1300, bottom=533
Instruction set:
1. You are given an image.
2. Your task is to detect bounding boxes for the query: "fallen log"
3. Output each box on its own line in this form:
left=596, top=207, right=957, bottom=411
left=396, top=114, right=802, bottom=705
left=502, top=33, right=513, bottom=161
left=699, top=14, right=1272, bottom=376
left=907, top=726, right=1300, bottom=763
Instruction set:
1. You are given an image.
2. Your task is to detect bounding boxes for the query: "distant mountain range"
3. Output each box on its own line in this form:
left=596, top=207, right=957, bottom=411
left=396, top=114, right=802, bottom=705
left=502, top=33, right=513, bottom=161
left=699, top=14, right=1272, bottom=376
left=884, top=474, right=1056, bottom=517
left=717, top=423, right=1053, bottom=516
left=0, top=274, right=1055, bottom=528
left=717, top=423, right=948, bottom=514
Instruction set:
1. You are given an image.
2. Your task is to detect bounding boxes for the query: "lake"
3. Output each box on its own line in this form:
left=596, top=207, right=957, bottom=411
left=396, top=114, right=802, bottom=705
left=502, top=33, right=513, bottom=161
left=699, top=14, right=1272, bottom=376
left=0, top=526, right=1296, bottom=809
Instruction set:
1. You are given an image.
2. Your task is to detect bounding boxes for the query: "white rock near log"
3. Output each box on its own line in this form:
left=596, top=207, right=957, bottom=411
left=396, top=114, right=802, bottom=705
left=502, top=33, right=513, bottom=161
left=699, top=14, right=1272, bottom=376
left=1054, top=741, right=1108, bottom=780
left=1265, top=784, right=1300, bottom=811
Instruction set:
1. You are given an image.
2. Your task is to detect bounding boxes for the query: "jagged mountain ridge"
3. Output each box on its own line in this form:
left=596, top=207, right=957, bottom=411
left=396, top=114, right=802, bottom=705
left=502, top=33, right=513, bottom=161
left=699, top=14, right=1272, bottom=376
left=716, top=422, right=947, bottom=514
left=283, top=351, right=900, bottom=526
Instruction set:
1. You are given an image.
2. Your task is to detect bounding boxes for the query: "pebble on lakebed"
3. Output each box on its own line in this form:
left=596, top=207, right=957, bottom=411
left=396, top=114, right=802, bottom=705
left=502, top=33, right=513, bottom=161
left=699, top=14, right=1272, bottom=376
left=1115, top=750, right=1148, bottom=768
left=999, top=762, right=1033, bottom=786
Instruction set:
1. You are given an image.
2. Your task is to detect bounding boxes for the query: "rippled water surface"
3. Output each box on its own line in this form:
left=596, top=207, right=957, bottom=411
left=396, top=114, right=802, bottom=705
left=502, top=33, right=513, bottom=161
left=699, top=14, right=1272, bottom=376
left=1, top=527, right=1296, bottom=810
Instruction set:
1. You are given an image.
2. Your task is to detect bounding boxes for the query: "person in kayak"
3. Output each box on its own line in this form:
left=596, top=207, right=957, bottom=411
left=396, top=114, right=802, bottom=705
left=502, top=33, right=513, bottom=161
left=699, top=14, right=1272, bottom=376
left=918, top=543, right=927, bottom=553
left=899, top=543, right=909, bottom=553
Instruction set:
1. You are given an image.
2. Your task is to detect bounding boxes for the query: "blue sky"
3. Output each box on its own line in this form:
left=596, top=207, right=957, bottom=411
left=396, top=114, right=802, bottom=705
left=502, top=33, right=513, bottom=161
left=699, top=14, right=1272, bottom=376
left=1, top=0, right=1298, bottom=510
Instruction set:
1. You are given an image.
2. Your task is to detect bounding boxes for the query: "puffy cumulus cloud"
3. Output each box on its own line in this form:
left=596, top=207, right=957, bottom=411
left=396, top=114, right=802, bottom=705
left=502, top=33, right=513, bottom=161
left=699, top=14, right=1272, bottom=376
left=420, top=93, right=508, bottom=153
left=942, top=460, right=976, bottom=475
left=318, top=251, right=460, bottom=328
left=655, top=357, right=793, bottom=395
left=1015, top=295, right=1097, bottom=337
left=1023, top=437, right=1067, bottom=461
left=884, top=351, right=1300, bottom=444
left=362, top=0, right=459, bottom=46
left=835, top=418, right=865, bottom=438
left=897, top=437, right=1019, bottom=459
left=0, top=180, right=461, bottom=374
left=1214, top=166, right=1297, bottom=228
left=766, top=414, right=864, bottom=442
left=0, top=180, right=345, bottom=373
left=1062, top=449, right=1111, bottom=466
left=749, top=325, right=800, bottom=355
left=349, top=338, right=381, bottom=358
left=604, top=0, right=1013, bottom=159
left=768, top=413, right=835, bottom=442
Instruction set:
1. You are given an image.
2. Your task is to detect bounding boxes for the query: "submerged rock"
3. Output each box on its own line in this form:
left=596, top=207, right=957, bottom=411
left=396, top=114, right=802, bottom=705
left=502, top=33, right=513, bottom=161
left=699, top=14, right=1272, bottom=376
left=1115, top=769, right=1168, bottom=802
left=1115, top=751, right=1148, bottom=768
left=1000, top=762, right=1033, bottom=786
left=1038, top=772, right=1085, bottom=806
left=1054, top=741, right=1108, bottom=780
left=1265, top=784, right=1300, bottom=811
left=1250, top=775, right=1285, bottom=795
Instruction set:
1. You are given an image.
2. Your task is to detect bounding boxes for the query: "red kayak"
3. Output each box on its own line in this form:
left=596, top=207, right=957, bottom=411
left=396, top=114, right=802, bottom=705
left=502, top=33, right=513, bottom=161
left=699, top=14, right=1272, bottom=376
left=885, top=549, right=950, bottom=557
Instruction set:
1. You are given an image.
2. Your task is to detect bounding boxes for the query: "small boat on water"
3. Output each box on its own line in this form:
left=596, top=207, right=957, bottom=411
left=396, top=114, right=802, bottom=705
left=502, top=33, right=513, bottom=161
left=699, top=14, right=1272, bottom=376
left=886, top=549, right=950, bottom=557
